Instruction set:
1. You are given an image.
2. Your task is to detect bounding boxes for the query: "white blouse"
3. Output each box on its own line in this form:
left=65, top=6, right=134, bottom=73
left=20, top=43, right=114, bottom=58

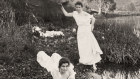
left=72, top=11, right=94, bottom=27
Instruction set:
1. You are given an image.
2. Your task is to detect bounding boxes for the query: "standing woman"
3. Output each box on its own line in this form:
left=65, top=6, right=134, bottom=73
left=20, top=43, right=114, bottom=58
left=60, top=1, right=103, bottom=70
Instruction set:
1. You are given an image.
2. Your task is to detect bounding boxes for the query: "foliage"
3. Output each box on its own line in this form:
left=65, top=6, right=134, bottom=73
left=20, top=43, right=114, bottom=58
left=2, top=0, right=42, bottom=26
left=0, top=0, right=36, bottom=65
left=94, top=18, right=140, bottom=65
left=125, top=3, right=136, bottom=11
left=105, top=0, right=116, bottom=12
left=1, top=0, right=140, bottom=78
left=88, top=0, right=116, bottom=13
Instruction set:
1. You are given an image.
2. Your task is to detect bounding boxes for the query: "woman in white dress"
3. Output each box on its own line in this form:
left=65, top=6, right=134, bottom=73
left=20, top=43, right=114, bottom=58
left=60, top=1, right=103, bottom=70
left=37, top=51, right=76, bottom=79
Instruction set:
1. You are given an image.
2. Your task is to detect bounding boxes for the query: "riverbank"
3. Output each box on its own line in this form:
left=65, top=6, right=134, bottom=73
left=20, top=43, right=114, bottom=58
left=105, top=11, right=140, bottom=18
left=1, top=15, right=140, bottom=78
left=1, top=0, right=140, bottom=78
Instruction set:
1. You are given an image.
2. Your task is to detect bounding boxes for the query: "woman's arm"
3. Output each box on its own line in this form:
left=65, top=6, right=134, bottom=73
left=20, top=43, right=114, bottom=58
left=69, top=77, right=75, bottom=79
left=60, top=4, right=73, bottom=17
left=68, top=73, right=75, bottom=79
left=90, top=16, right=95, bottom=31
left=68, top=64, right=76, bottom=79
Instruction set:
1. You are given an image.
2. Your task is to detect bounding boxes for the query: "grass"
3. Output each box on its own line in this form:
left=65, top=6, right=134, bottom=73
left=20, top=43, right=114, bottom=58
left=94, top=17, right=140, bottom=65
left=1, top=17, right=140, bottom=78
left=1, top=0, right=140, bottom=78
left=104, top=11, right=140, bottom=18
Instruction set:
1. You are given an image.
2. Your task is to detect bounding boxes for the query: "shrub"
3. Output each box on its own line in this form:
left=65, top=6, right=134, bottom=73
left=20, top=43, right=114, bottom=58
left=0, top=0, right=36, bottom=64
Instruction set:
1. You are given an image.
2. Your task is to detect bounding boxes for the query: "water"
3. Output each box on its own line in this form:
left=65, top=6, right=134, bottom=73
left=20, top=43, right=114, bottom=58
left=86, top=63, right=140, bottom=79
left=89, top=16, right=140, bottom=79
left=107, top=16, right=140, bottom=38
left=107, top=16, right=140, bottom=29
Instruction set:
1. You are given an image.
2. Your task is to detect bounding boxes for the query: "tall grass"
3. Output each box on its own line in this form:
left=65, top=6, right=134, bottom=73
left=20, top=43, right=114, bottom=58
left=1, top=0, right=140, bottom=78
left=94, top=17, right=140, bottom=65
left=0, top=1, right=46, bottom=78
left=0, top=0, right=36, bottom=64
left=1, top=0, right=140, bottom=65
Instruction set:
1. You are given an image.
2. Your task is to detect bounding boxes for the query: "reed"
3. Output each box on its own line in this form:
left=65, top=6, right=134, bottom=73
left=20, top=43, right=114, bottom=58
left=1, top=0, right=140, bottom=78
left=94, top=17, right=140, bottom=65
left=0, top=0, right=36, bottom=64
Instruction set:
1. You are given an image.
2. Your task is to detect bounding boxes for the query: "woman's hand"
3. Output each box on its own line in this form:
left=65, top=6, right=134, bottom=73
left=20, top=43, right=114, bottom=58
left=90, top=16, right=95, bottom=31
left=72, top=28, right=76, bottom=33
left=61, top=6, right=73, bottom=17
left=91, top=26, right=94, bottom=31
left=58, top=3, right=62, bottom=7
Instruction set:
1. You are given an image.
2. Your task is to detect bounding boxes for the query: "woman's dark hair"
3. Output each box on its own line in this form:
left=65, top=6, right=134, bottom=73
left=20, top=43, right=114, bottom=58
left=58, top=57, right=70, bottom=68
left=75, top=1, right=83, bottom=7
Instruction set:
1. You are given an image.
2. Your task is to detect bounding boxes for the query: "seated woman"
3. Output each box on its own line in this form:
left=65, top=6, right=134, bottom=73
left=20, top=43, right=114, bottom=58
left=37, top=51, right=76, bottom=79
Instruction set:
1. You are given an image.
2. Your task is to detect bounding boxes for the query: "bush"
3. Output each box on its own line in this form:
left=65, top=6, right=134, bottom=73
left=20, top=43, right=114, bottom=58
left=0, top=0, right=37, bottom=64
left=1, top=0, right=140, bottom=78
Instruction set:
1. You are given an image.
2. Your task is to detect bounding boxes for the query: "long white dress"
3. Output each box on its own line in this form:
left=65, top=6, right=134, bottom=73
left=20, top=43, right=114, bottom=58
left=37, top=51, right=76, bottom=79
left=72, top=11, right=103, bottom=65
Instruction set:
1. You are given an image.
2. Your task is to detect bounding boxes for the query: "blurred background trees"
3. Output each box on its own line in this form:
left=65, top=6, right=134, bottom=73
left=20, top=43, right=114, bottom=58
left=2, top=0, right=140, bottom=26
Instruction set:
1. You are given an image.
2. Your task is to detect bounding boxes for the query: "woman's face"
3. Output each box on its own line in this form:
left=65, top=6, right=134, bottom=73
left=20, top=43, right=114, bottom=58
left=75, top=5, right=83, bottom=13
left=59, top=63, right=69, bottom=73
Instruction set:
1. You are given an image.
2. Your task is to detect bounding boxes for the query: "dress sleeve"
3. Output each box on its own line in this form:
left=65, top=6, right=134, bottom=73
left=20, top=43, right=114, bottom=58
left=51, top=53, right=62, bottom=70
left=68, top=63, right=76, bottom=79
left=37, top=51, right=55, bottom=72
left=89, top=14, right=94, bottom=19
left=51, top=70, right=60, bottom=79
left=72, top=11, right=76, bottom=18
left=37, top=52, right=62, bottom=72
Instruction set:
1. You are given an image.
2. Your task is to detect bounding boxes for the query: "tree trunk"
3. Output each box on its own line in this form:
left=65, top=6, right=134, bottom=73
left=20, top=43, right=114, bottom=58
left=98, top=0, right=102, bottom=15
left=98, top=7, right=102, bottom=15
